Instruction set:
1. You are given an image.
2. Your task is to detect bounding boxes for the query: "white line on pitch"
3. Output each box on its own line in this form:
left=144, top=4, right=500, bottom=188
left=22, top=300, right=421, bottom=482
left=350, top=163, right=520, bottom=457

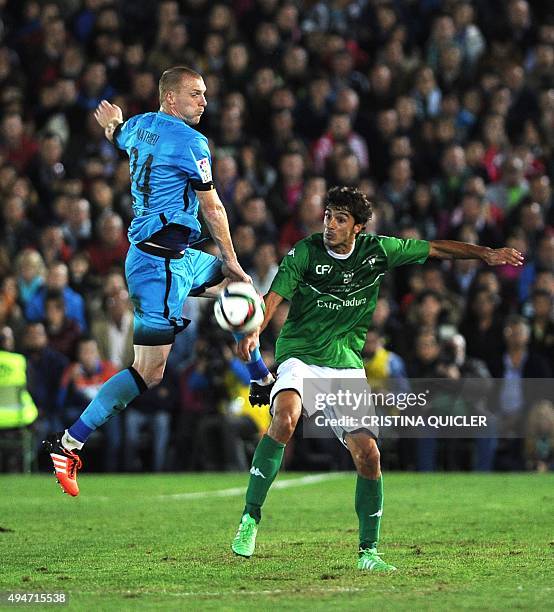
left=117, top=586, right=365, bottom=598
left=158, top=472, right=347, bottom=501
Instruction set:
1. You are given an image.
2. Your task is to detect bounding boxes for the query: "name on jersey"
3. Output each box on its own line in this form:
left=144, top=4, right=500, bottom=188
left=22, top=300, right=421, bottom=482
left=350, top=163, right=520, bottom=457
left=137, top=128, right=160, bottom=145
left=316, top=296, right=367, bottom=311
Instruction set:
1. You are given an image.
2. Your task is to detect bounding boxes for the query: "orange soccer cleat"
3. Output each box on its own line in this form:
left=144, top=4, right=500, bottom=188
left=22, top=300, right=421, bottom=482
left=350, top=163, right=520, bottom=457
left=43, top=433, right=83, bottom=497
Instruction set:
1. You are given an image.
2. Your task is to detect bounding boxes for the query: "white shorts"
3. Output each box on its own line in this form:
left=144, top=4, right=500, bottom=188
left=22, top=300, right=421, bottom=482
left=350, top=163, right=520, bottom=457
left=270, top=358, right=378, bottom=441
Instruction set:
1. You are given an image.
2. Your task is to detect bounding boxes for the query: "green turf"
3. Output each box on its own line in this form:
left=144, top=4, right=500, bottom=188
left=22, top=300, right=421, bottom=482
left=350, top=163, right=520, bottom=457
left=0, top=472, right=552, bottom=610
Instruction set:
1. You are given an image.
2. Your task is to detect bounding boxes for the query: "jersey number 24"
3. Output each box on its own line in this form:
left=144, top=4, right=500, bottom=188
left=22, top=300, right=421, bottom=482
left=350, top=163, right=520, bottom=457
left=130, top=147, right=153, bottom=212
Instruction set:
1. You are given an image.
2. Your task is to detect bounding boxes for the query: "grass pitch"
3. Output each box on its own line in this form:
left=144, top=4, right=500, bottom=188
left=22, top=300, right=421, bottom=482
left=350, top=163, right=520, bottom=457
left=1, top=472, right=552, bottom=610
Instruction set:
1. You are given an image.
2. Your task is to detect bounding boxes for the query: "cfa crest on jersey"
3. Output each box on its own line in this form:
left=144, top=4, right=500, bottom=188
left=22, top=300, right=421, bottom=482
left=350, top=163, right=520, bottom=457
left=196, top=157, right=212, bottom=183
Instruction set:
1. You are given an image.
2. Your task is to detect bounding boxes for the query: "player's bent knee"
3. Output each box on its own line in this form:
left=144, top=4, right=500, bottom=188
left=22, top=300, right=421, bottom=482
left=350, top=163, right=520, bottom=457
left=144, top=371, right=164, bottom=388
left=131, top=362, right=165, bottom=388
left=348, top=438, right=381, bottom=477
left=269, top=399, right=301, bottom=443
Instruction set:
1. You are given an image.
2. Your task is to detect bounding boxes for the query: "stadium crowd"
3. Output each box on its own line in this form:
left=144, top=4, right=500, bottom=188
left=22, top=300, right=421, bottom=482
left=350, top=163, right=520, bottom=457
left=0, top=0, right=552, bottom=473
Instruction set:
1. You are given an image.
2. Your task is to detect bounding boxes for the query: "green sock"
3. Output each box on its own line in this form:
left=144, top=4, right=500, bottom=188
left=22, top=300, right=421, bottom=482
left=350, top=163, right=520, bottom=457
left=355, top=474, right=383, bottom=550
left=243, top=434, right=285, bottom=523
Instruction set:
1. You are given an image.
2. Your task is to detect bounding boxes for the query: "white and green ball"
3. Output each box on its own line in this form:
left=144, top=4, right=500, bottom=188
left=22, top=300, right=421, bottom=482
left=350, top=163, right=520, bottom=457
left=214, top=282, right=265, bottom=333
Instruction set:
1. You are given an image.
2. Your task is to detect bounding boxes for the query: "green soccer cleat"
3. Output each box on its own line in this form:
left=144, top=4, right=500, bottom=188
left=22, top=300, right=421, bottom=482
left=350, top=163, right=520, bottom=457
left=357, top=548, right=397, bottom=572
left=232, top=514, right=258, bottom=558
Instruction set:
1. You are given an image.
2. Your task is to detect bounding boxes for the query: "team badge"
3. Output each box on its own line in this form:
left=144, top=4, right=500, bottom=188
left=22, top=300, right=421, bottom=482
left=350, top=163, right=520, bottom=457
left=343, top=271, right=354, bottom=284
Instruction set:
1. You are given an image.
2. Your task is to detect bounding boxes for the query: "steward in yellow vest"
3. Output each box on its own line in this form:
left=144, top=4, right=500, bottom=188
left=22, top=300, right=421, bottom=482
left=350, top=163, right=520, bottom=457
left=0, top=350, right=38, bottom=429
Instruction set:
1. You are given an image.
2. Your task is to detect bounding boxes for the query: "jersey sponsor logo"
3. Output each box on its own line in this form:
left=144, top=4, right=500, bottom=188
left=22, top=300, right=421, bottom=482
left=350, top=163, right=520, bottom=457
left=316, top=264, right=333, bottom=274
left=249, top=466, right=266, bottom=479
left=288, top=248, right=295, bottom=256
left=343, top=271, right=354, bottom=284
left=196, top=157, right=212, bottom=183
left=316, top=296, right=367, bottom=310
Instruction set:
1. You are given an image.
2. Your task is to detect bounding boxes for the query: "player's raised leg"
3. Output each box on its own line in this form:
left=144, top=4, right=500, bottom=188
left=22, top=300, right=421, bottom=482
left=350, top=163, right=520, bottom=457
left=345, top=431, right=396, bottom=571
left=232, top=389, right=301, bottom=557
left=192, top=273, right=274, bottom=404
left=231, top=331, right=274, bottom=404
left=44, top=342, right=170, bottom=496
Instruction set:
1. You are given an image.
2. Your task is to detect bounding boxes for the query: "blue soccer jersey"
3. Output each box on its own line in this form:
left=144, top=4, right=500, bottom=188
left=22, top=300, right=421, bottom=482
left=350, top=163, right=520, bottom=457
left=113, top=111, right=213, bottom=245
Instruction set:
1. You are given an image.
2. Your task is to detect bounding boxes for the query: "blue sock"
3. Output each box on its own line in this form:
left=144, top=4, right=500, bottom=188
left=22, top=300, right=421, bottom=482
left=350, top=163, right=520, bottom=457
left=68, top=367, right=148, bottom=443
left=232, top=332, right=270, bottom=382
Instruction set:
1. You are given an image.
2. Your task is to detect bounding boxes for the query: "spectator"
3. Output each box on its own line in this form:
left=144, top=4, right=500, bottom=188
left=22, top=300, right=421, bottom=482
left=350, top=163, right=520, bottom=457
left=238, top=196, right=278, bottom=244
left=490, top=315, right=551, bottom=469
left=124, top=364, right=177, bottom=472
left=91, top=288, right=134, bottom=369
left=433, top=145, right=471, bottom=211
left=528, top=289, right=554, bottom=364
left=363, top=326, right=408, bottom=394
left=23, top=321, right=69, bottom=452
left=459, top=289, right=505, bottom=374
left=146, top=20, right=197, bottom=78
left=25, top=262, right=87, bottom=332
left=0, top=276, right=24, bottom=341
left=447, top=191, right=503, bottom=248
left=86, top=212, right=129, bottom=276
left=525, top=400, right=554, bottom=472
left=27, top=131, right=66, bottom=208
left=267, top=150, right=306, bottom=226
left=249, top=242, right=279, bottom=296
left=312, top=112, right=369, bottom=175
left=380, top=158, right=414, bottom=215
left=453, top=1, right=485, bottom=69
left=44, top=291, right=82, bottom=359
left=486, top=155, right=529, bottom=212
left=76, top=62, right=115, bottom=111
left=333, top=152, right=362, bottom=188
left=58, top=337, right=121, bottom=471
left=0, top=195, right=37, bottom=257
left=15, top=249, right=45, bottom=309
left=0, top=113, right=38, bottom=172
left=38, top=224, right=73, bottom=266
left=518, top=234, right=554, bottom=303
left=413, top=66, right=442, bottom=119
left=233, top=225, right=257, bottom=271
left=295, top=75, right=332, bottom=141
left=278, top=192, right=324, bottom=256
left=62, top=198, right=92, bottom=249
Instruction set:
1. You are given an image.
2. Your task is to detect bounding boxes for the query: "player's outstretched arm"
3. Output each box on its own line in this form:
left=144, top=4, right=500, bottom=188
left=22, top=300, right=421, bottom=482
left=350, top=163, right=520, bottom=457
left=94, top=100, right=123, bottom=143
left=237, top=291, right=283, bottom=361
left=428, top=240, right=524, bottom=266
left=197, top=189, right=251, bottom=283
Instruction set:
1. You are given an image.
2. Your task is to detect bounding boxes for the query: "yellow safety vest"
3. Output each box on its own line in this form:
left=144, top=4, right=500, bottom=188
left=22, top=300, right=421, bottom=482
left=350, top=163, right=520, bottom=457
left=224, top=372, right=271, bottom=434
left=0, top=351, right=38, bottom=429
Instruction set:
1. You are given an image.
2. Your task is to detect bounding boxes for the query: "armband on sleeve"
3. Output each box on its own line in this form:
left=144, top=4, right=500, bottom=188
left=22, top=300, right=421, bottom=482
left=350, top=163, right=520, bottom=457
left=191, top=179, right=214, bottom=191
left=112, top=122, right=124, bottom=148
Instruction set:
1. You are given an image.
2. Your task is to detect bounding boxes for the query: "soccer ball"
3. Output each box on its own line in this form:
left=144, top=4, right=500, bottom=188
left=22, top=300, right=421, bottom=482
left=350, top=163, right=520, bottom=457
left=214, top=282, right=265, bottom=333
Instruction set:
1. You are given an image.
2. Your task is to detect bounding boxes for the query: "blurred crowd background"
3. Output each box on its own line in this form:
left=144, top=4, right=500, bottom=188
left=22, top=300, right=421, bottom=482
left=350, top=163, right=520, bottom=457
left=0, top=0, right=552, bottom=474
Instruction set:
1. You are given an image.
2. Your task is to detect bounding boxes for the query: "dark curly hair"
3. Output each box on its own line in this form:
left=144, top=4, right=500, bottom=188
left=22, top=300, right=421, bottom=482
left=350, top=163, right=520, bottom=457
left=324, top=186, right=373, bottom=226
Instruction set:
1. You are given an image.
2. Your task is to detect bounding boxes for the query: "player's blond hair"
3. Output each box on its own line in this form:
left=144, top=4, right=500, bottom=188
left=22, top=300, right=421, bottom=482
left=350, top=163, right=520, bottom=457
left=159, top=66, right=202, bottom=105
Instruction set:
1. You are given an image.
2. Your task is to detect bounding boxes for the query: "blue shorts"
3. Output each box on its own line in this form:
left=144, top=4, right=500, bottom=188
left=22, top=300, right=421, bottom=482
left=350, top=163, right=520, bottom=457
left=126, top=244, right=224, bottom=346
